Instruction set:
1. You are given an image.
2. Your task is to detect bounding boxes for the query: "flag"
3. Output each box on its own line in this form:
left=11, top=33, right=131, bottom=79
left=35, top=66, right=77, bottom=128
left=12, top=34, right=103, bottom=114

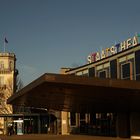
left=5, top=37, right=8, bottom=43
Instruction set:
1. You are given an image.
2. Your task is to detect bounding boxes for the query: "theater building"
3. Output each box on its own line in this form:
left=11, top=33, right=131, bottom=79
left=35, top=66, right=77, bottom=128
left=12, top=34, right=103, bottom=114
left=59, top=34, right=140, bottom=138
left=7, top=34, right=140, bottom=139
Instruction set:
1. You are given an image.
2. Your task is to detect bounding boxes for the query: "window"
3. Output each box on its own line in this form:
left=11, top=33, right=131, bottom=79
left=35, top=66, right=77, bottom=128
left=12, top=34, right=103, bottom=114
left=110, top=59, right=117, bottom=79
left=121, top=62, right=132, bottom=80
left=98, top=70, right=107, bottom=78
left=0, top=61, right=4, bottom=70
left=9, top=61, right=14, bottom=71
left=119, top=54, right=134, bottom=80
left=70, top=112, right=76, bottom=126
left=96, top=63, right=110, bottom=78
left=88, top=67, right=95, bottom=77
left=76, top=69, right=88, bottom=77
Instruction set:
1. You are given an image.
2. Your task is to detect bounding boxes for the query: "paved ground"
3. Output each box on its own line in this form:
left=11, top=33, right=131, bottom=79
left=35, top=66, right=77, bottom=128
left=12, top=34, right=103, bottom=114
left=0, top=134, right=131, bottom=140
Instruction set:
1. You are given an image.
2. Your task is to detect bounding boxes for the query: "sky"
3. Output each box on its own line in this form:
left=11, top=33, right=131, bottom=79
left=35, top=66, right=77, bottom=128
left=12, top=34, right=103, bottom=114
left=0, top=0, right=140, bottom=86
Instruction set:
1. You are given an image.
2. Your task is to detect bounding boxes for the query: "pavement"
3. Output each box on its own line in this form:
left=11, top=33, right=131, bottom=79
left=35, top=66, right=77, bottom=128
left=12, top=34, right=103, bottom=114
left=0, top=134, right=131, bottom=140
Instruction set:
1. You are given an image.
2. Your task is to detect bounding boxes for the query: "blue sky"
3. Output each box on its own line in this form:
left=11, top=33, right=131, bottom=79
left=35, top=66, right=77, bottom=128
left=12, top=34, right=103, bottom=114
left=0, top=0, right=140, bottom=86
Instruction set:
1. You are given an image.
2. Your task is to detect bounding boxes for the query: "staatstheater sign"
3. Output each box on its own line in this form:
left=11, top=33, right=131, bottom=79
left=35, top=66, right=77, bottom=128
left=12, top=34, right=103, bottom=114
left=87, top=35, right=139, bottom=63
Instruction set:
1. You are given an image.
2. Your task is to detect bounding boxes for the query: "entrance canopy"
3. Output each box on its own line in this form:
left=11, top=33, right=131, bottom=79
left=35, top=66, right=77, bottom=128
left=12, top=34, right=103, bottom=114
left=8, top=73, right=140, bottom=113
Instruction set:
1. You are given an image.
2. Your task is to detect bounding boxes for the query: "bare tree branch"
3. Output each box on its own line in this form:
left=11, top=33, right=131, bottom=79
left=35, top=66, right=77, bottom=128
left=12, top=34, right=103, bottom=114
left=16, top=76, right=24, bottom=92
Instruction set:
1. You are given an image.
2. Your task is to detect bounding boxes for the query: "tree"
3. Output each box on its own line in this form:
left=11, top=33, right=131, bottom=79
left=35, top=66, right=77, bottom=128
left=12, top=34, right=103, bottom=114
left=0, top=76, right=24, bottom=134
left=0, top=78, right=13, bottom=114
left=15, top=76, right=24, bottom=92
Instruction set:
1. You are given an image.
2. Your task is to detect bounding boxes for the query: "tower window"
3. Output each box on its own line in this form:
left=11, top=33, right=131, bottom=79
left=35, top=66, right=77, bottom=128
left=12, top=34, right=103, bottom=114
left=0, top=61, right=4, bottom=70
left=9, top=61, right=13, bottom=71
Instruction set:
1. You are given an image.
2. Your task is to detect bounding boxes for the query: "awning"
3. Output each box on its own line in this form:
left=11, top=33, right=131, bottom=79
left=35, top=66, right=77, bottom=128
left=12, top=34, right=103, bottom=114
left=8, top=73, right=140, bottom=113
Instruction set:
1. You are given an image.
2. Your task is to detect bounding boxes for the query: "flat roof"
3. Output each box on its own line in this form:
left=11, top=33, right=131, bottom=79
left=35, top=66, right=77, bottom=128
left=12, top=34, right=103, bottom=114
left=8, top=73, right=140, bottom=113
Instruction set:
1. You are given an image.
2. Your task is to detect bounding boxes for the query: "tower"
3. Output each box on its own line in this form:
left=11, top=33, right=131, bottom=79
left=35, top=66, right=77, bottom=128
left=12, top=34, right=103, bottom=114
left=0, top=52, right=17, bottom=134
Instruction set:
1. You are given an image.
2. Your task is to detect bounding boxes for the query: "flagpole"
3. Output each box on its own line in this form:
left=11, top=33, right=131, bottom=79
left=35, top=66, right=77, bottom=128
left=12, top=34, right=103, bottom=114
left=4, top=37, right=8, bottom=53
left=4, top=39, right=5, bottom=53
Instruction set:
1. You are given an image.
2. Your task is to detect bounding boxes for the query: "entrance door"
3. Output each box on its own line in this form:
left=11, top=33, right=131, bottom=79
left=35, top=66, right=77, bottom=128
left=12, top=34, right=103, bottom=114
left=13, top=119, right=23, bottom=135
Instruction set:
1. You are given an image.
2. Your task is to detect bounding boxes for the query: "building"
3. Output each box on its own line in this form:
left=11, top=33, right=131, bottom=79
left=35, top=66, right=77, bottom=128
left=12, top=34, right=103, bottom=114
left=0, top=53, right=17, bottom=134
left=7, top=34, right=140, bottom=139
left=59, top=34, right=140, bottom=138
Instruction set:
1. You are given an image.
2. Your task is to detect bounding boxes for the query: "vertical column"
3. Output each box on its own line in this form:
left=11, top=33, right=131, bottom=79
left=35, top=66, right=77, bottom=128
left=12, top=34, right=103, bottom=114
left=116, top=113, right=130, bottom=138
left=38, top=115, right=41, bottom=134
left=61, top=111, right=69, bottom=135
left=56, top=111, right=61, bottom=135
